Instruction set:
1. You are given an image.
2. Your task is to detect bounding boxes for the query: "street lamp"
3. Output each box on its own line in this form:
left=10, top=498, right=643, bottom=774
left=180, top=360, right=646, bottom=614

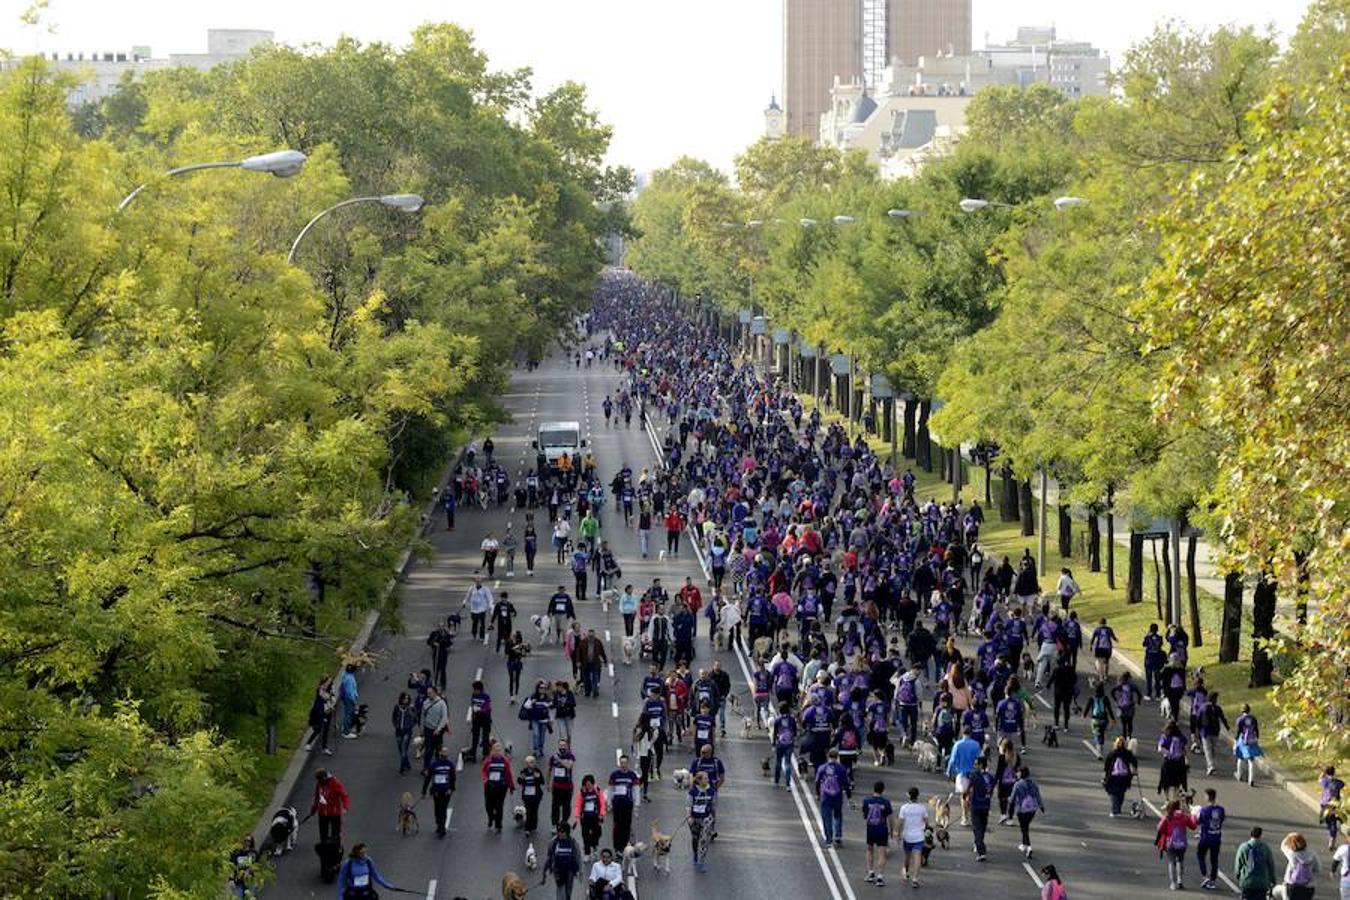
left=746, top=219, right=764, bottom=228
left=832, top=214, right=856, bottom=225
left=1053, top=196, right=1088, bottom=211
left=117, top=149, right=307, bottom=212
left=799, top=217, right=819, bottom=227
left=958, top=197, right=1015, bottom=213
left=288, top=193, right=425, bottom=264
left=887, top=208, right=913, bottom=219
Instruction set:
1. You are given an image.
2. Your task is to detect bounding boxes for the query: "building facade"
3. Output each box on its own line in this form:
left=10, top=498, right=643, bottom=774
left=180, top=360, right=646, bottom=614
left=2, top=29, right=273, bottom=107
left=887, top=0, right=972, bottom=69
left=783, top=0, right=863, bottom=138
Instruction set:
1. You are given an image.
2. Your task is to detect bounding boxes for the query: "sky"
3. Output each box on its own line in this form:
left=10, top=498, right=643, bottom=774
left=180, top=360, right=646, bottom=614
left=1, top=0, right=1312, bottom=175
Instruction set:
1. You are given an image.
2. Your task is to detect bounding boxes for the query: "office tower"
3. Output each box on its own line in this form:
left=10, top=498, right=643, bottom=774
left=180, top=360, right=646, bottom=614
left=888, top=0, right=972, bottom=67
left=783, top=0, right=863, bottom=138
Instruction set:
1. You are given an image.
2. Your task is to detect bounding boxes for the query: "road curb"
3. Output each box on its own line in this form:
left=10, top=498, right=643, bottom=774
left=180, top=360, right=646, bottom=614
left=250, top=444, right=472, bottom=846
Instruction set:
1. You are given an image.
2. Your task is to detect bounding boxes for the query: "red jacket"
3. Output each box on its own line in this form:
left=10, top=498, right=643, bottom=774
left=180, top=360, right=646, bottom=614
left=664, top=511, right=685, bottom=533
left=572, top=786, right=608, bottom=821
left=312, top=775, right=350, bottom=817
left=480, top=754, right=516, bottom=790
left=679, top=584, right=703, bottom=614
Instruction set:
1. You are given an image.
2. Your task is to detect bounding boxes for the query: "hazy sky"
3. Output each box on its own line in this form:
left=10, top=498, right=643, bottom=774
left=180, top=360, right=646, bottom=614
left=1, top=0, right=1311, bottom=174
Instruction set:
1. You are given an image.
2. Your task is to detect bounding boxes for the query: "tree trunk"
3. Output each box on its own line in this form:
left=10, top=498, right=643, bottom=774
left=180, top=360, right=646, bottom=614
left=1019, top=479, right=1035, bottom=537
left=1087, top=509, right=1101, bottom=572
left=1220, top=572, right=1243, bottom=664
left=938, top=443, right=948, bottom=480
left=1186, top=532, right=1202, bottom=647
left=1293, top=550, right=1310, bottom=626
left=266, top=721, right=278, bottom=756
left=1057, top=504, right=1072, bottom=559
left=1161, top=536, right=1174, bottom=627
left=1249, top=575, right=1277, bottom=688
left=1126, top=533, right=1144, bottom=604
left=916, top=400, right=933, bottom=472
left=984, top=462, right=992, bottom=506
left=902, top=400, right=916, bottom=459
left=1152, top=538, right=1165, bottom=621
left=1105, top=486, right=1117, bottom=590
left=1000, top=464, right=1018, bottom=522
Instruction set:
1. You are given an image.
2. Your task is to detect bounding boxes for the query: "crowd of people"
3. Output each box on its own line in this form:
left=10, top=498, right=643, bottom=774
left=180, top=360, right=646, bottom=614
left=230, top=271, right=1349, bottom=900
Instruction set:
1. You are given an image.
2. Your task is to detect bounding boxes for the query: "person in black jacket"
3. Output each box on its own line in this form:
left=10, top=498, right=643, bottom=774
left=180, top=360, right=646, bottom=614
left=543, top=822, right=582, bottom=898
left=391, top=692, right=417, bottom=774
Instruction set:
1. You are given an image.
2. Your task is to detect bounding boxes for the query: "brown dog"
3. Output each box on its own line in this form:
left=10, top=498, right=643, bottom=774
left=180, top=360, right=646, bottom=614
left=502, top=870, right=528, bottom=900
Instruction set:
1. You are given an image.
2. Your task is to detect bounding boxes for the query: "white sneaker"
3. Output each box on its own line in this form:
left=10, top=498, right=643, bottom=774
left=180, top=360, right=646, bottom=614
left=343, top=732, right=358, bottom=739
left=322, top=748, right=333, bottom=755
left=303, top=743, right=313, bottom=752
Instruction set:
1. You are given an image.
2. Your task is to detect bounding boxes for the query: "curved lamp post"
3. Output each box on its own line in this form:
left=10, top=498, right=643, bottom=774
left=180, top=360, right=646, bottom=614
left=832, top=214, right=856, bottom=225
left=887, top=208, right=913, bottom=219
left=287, top=193, right=424, bottom=264
left=1053, top=196, right=1088, bottom=211
left=117, top=149, right=307, bottom=212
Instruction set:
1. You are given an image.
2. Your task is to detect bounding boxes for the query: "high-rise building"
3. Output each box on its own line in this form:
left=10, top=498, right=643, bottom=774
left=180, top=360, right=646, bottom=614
left=783, top=0, right=971, bottom=138
left=783, top=0, right=863, bottom=138
left=887, top=0, right=972, bottom=68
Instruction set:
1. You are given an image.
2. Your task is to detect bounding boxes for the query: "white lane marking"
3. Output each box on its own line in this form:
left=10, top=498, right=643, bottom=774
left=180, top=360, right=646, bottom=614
left=615, top=747, right=622, bottom=765
left=426, top=878, right=437, bottom=900
left=605, top=629, right=611, bottom=643
left=1141, top=796, right=1163, bottom=818
left=456, top=750, right=464, bottom=772
left=1218, top=871, right=1240, bottom=894
left=1022, top=861, right=1044, bottom=887
left=611, top=702, right=619, bottom=719
left=475, top=667, right=483, bottom=681
left=608, top=663, right=615, bottom=678
left=1034, top=693, right=1053, bottom=710
left=465, top=706, right=472, bottom=723
left=1081, top=739, right=1101, bottom=759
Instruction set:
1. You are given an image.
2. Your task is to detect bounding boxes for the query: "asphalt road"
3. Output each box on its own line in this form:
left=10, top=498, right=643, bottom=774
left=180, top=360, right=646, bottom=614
left=265, top=347, right=1325, bottom=900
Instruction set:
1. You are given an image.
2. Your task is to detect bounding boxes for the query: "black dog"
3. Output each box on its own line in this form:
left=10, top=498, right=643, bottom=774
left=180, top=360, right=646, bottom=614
left=353, top=703, right=370, bottom=736
left=883, top=741, right=896, bottom=766
left=316, top=839, right=343, bottom=883
left=1042, top=724, right=1059, bottom=748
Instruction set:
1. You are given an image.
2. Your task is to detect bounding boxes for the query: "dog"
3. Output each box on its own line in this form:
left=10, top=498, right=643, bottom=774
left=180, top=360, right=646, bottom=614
left=761, top=756, right=772, bottom=777
left=621, top=636, right=637, bottom=666
left=501, top=871, right=528, bottom=900
left=352, top=703, right=370, bottom=736
left=752, top=635, right=775, bottom=664
left=315, top=838, right=344, bottom=884
left=1160, top=695, right=1174, bottom=719
left=1021, top=652, right=1036, bottom=681
left=411, top=732, right=425, bottom=761
left=600, top=588, right=619, bottom=612
left=671, top=768, right=691, bottom=790
left=883, top=741, right=896, bottom=767
left=913, top=739, right=939, bottom=773
left=446, top=613, right=462, bottom=635
left=1042, top=724, right=1059, bottom=748
left=649, top=822, right=673, bottom=874
left=928, top=795, right=951, bottom=849
left=1126, top=737, right=1139, bottom=755
left=530, top=613, right=551, bottom=644
left=920, top=825, right=937, bottom=866
left=742, top=716, right=756, bottom=739
left=265, top=805, right=298, bottom=856
left=622, top=841, right=647, bottom=878
left=513, top=804, right=527, bottom=826
left=397, top=792, right=419, bottom=836
left=525, top=841, right=538, bottom=871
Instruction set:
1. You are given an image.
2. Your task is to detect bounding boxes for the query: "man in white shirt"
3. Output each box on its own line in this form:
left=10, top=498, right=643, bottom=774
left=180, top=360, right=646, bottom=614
left=462, top=576, right=494, bottom=642
left=588, top=847, right=624, bottom=896
left=897, top=786, right=929, bottom=889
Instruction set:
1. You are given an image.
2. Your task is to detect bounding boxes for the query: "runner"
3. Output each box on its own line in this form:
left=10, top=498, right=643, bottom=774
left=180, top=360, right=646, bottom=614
left=897, top=786, right=929, bottom=889
left=862, top=780, right=897, bottom=885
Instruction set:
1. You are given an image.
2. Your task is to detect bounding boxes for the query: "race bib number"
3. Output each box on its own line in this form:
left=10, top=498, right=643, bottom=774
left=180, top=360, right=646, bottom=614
left=650, top=716, right=661, bottom=729
left=554, top=766, right=567, bottom=779
left=614, top=785, right=628, bottom=797
left=353, top=873, right=370, bottom=888
left=489, top=770, right=502, bottom=782
left=434, top=772, right=449, bottom=784
left=524, top=786, right=537, bottom=796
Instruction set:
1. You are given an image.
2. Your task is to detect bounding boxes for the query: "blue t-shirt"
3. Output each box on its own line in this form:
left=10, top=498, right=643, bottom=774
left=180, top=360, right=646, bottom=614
left=1197, top=804, right=1225, bottom=844
left=862, top=795, right=893, bottom=833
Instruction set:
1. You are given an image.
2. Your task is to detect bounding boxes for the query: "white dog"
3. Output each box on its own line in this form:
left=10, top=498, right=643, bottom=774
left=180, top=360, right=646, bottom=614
left=621, top=636, right=637, bottom=666
left=600, top=588, right=619, bottom=612
left=913, top=739, right=940, bottom=773
left=622, top=841, right=647, bottom=878
left=524, top=841, right=538, bottom=871
left=530, top=613, right=551, bottom=644
left=266, top=805, right=298, bottom=856
left=671, top=768, right=692, bottom=790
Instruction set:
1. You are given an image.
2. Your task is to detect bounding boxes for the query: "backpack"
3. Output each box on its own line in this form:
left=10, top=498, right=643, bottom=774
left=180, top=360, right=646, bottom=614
left=1111, top=756, right=1130, bottom=778
left=774, top=665, right=795, bottom=691
left=1167, top=821, right=1189, bottom=850
left=1090, top=697, right=1108, bottom=720
left=840, top=729, right=859, bottom=751
left=1289, top=856, right=1313, bottom=886
left=776, top=719, right=795, bottom=746
left=897, top=678, right=917, bottom=705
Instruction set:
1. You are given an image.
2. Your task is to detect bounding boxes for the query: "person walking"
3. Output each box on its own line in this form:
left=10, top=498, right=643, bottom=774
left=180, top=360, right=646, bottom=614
left=664, top=508, right=685, bottom=557
left=1235, top=826, right=1279, bottom=900
left=1196, top=788, right=1227, bottom=891
left=338, top=664, right=360, bottom=739
left=481, top=532, right=500, bottom=577
left=1156, top=797, right=1198, bottom=891
left=576, top=629, right=608, bottom=699
left=1010, top=766, right=1046, bottom=860
left=1158, top=720, right=1191, bottom=800
left=543, top=823, right=583, bottom=900
left=816, top=748, right=849, bottom=847
left=1103, top=736, right=1139, bottom=817
left=524, top=518, right=538, bottom=576
left=423, top=745, right=457, bottom=837
left=427, top=620, right=453, bottom=690
left=1084, top=683, right=1117, bottom=756
left=608, top=754, right=641, bottom=852
left=420, top=685, right=450, bottom=769
left=519, top=754, right=546, bottom=836
left=897, top=786, right=929, bottom=889
left=522, top=681, right=553, bottom=758
left=1233, top=705, right=1263, bottom=786
left=1330, top=831, right=1349, bottom=900
left=506, top=631, right=529, bottom=703
left=492, top=592, right=518, bottom=654
left=462, top=575, right=494, bottom=643
left=1273, top=832, right=1320, bottom=900
left=549, top=739, right=577, bottom=829
left=467, top=680, right=493, bottom=761
left=969, top=754, right=996, bottom=862
left=335, top=843, right=399, bottom=899
left=946, top=726, right=982, bottom=826
left=481, top=740, right=515, bottom=834
left=391, top=692, right=416, bottom=775
left=310, top=768, right=349, bottom=844
left=303, top=676, right=335, bottom=755
left=572, top=774, right=608, bottom=861
left=1040, top=864, right=1068, bottom=900
left=687, top=771, right=717, bottom=874
left=862, top=780, right=897, bottom=886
